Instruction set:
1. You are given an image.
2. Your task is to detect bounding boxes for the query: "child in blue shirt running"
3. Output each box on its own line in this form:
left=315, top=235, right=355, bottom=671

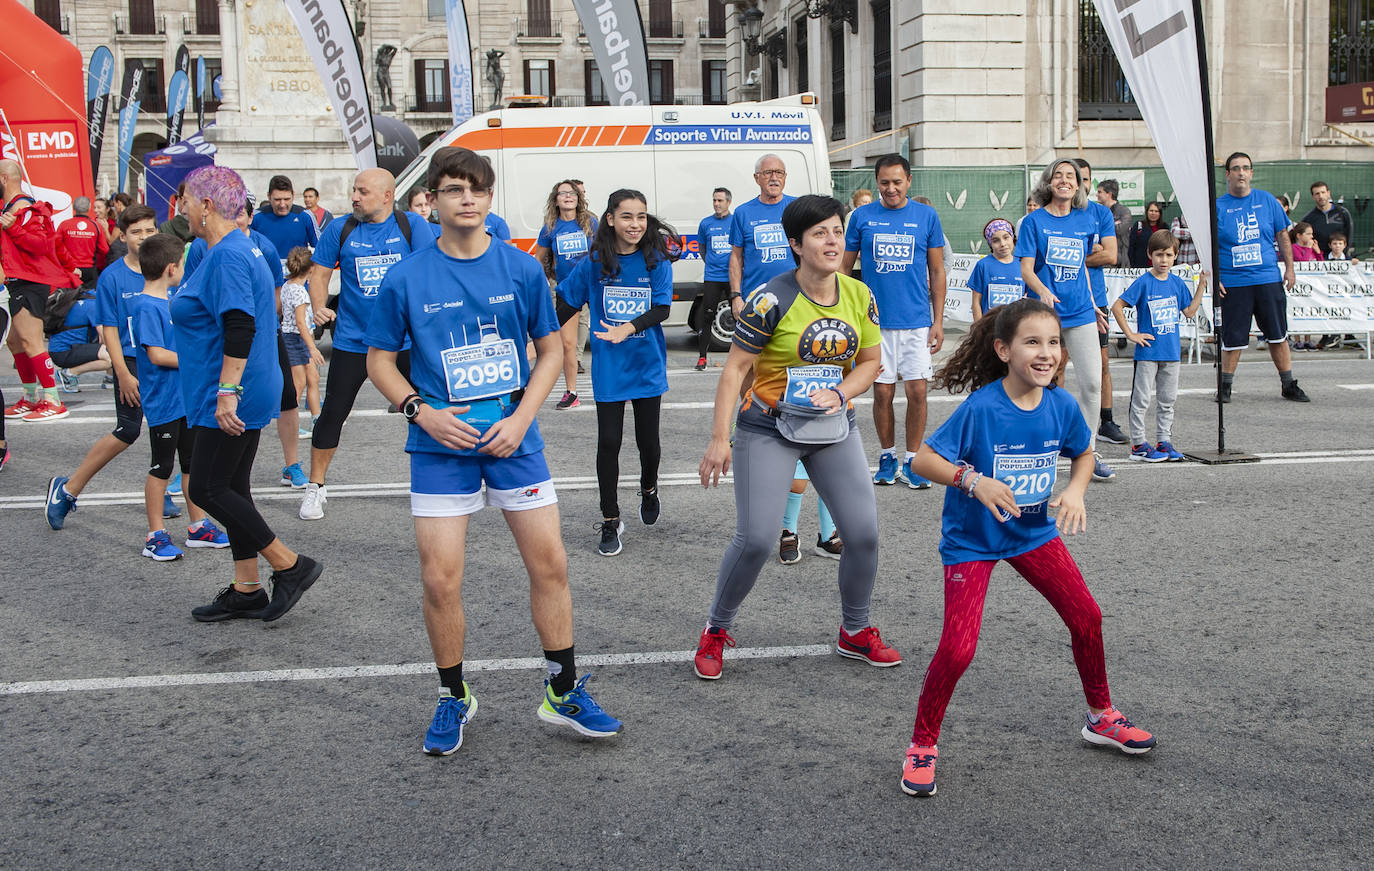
left=1111, top=230, right=1204, bottom=462
left=898, top=297, right=1156, bottom=798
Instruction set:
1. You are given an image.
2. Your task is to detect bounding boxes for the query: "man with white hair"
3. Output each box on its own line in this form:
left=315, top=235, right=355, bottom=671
left=728, top=153, right=796, bottom=318
left=299, top=168, right=436, bottom=520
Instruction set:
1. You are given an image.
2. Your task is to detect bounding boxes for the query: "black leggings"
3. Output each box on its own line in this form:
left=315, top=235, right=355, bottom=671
left=113, top=357, right=143, bottom=445
left=187, top=426, right=275, bottom=561
left=595, top=395, right=661, bottom=519
left=311, top=347, right=410, bottom=450
left=148, top=417, right=194, bottom=479
left=697, top=280, right=730, bottom=357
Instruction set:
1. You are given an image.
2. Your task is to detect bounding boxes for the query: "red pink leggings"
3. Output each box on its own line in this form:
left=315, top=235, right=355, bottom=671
left=911, top=536, right=1112, bottom=746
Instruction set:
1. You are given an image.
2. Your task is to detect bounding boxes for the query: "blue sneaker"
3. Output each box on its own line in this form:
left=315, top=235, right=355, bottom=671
left=166, top=472, right=182, bottom=495
left=1091, top=456, right=1116, bottom=481
left=280, top=462, right=308, bottom=489
left=1156, top=441, right=1185, bottom=462
left=1128, top=443, right=1168, bottom=463
left=163, top=493, right=182, bottom=518
left=899, top=459, right=931, bottom=489
left=185, top=520, right=231, bottom=549
left=45, top=475, right=76, bottom=530
left=141, top=530, right=184, bottom=561
left=873, top=452, right=898, bottom=485
left=423, top=683, right=477, bottom=756
left=537, top=674, right=622, bottom=738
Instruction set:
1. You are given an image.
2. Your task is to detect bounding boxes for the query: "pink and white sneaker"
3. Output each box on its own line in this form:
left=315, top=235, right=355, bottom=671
left=1081, top=707, right=1156, bottom=754
left=22, top=400, right=71, bottom=422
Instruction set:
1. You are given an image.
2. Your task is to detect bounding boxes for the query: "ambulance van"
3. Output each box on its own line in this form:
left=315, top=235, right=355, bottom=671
left=394, top=94, right=833, bottom=349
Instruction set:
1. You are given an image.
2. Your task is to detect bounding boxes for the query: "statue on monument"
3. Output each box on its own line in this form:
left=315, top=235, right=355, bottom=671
left=485, top=49, right=505, bottom=111
left=375, top=44, right=398, bottom=112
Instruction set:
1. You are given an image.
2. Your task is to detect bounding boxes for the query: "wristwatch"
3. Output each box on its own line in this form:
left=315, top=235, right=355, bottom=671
left=401, top=393, right=424, bottom=422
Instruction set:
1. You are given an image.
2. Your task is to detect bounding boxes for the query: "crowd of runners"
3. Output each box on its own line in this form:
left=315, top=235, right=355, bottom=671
left=1, top=142, right=1342, bottom=795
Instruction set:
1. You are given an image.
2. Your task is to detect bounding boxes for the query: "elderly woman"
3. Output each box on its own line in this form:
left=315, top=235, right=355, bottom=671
left=1015, top=158, right=1114, bottom=481
left=694, top=195, right=902, bottom=681
left=172, top=165, right=322, bottom=623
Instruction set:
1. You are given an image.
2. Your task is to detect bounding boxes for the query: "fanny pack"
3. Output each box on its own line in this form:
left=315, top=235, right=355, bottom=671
left=428, top=390, right=523, bottom=431
left=768, top=400, right=849, bottom=445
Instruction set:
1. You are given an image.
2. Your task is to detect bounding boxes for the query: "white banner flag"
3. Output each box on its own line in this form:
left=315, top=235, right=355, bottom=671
left=1091, top=1, right=1212, bottom=289
left=285, top=0, right=377, bottom=170
left=445, top=0, right=474, bottom=126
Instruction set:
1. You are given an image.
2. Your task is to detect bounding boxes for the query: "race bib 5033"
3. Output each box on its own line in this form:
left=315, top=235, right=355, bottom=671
left=872, top=233, right=915, bottom=274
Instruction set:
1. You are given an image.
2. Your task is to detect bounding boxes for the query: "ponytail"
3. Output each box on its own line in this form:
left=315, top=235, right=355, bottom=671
left=934, top=298, right=1059, bottom=393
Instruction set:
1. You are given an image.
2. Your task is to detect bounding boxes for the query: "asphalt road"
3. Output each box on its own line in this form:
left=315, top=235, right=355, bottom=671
left=1, top=331, right=1371, bottom=869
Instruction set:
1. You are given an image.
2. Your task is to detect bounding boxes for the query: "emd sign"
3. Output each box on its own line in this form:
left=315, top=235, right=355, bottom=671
left=27, top=129, right=77, bottom=153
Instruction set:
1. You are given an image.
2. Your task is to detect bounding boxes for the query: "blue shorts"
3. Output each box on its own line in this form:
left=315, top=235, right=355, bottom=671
left=409, top=450, right=557, bottom=517
left=1220, top=281, right=1288, bottom=350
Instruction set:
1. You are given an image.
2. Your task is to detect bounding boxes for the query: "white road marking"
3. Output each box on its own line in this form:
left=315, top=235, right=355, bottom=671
left=0, top=644, right=835, bottom=696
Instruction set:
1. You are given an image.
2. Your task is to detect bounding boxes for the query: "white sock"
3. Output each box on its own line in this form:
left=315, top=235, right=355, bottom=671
left=880, top=447, right=895, bottom=457
left=189, top=519, right=206, bottom=532
left=904, top=451, right=916, bottom=463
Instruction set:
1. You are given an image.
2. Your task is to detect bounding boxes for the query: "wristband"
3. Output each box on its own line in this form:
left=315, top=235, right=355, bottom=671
left=832, top=387, right=846, bottom=406
left=952, top=466, right=966, bottom=489
left=217, top=382, right=243, bottom=397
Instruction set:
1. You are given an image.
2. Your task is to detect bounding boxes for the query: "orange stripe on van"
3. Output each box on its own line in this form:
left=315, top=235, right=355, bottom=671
left=452, top=125, right=652, bottom=151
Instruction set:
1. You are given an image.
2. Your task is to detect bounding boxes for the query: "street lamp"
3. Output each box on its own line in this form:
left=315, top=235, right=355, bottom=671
left=739, top=6, right=764, bottom=55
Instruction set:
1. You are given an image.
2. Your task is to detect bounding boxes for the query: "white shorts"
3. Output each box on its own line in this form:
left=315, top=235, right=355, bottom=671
left=875, top=327, right=933, bottom=384
left=409, top=451, right=558, bottom=517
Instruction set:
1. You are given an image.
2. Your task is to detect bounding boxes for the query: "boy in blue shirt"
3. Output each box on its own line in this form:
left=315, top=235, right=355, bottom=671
left=130, top=234, right=230, bottom=559
left=364, top=146, right=622, bottom=755
left=1110, top=230, right=1204, bottom=462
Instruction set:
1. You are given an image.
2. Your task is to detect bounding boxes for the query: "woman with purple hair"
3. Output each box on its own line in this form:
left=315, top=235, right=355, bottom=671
left=172, top=165, right=323, bottom=622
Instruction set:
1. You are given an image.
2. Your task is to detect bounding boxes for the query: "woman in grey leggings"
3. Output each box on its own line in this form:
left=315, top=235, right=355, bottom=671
left=694, top=195, right=903, bottom=681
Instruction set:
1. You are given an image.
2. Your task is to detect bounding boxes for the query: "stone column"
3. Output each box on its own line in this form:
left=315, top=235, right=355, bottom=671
left=216, top=0, right=241, bottom=122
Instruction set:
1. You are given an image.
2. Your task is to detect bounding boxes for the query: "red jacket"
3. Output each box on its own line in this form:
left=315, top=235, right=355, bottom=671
left=1, top=195, right=79, bottom=288
left=56, top=214, right=110, bottom=272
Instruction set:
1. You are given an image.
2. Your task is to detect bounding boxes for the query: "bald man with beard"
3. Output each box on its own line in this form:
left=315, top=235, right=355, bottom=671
left=299, top=168, right=437, bottom=520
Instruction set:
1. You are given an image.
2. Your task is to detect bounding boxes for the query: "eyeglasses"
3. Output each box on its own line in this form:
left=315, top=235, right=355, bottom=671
left=431, top=185, right=491, bottom=198
left=556, top=190, right=578, bottom=197
left=756, top=169, right=786, bottom=178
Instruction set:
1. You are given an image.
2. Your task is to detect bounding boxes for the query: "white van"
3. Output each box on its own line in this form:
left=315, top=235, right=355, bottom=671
left=395, top=94, right=833, bottom=350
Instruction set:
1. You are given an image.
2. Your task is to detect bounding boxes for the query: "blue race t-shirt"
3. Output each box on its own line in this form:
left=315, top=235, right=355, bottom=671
left=1085, top=201, right=1116, bottom=307
left=535, top=217, right=596, bottom=283
left=170, top=231, right=283, bottom=430
left=925, top=380, right=1093, bottom=565
left=730, top=195, right=796, bottom=297
left=364, top=239, right=557, bottom=458
left=1216, top=190, right=1290, bottom=287
left=1118, top=271, right=1194, bottom=363
left=844, top=199, right=944, bottom=329
left=557, top=251, right=673, bottom=403
left=249, top=208, right=318, bottom=265
left=185, top=230, right=284, bottom=288
left=486, top=212, right=512, bottom=242
left=49, top=296, right=99, bottom=355
left=1013, top=207, right=1099, bottom=329
left=697, top=213, right=733, bottom=282
left=312, top=211, right=436, bottom=353
left=967, top=255, right=1026, bottom=316
left=130, top=292, right=185, bottom=427
left=94, top=259, right=144, bottom=357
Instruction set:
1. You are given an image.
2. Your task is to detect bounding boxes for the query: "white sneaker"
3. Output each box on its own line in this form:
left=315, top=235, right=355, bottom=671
left=299, top=483, right=327, bottom=520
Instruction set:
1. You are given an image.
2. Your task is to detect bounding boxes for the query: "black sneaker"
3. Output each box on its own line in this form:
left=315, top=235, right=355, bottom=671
left=778, top=530, right=801, bottom=565
left=695, top=356, right=707, bottom=371
left=1214, top=383, right=1232, bottom=403
left=1281, top=380, right=1311, bottom=402
left=192, top=585, right=270, bottom=622
left=260, top=555, right=323, bottom=622
left=638, top=488, right=660, bottom=525
left=596, top=519, right=624, bottom=556
left=1096, top=419, right=1127, bottom=444
left=815, top=532, right=843, bottom=561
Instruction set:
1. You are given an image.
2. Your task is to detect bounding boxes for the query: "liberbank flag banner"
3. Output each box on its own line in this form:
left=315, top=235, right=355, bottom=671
left=86, top=46, right=115, bottom=184
left=572, top=0, right=650, bottom=106
left=940, top=256, right=1374, bottom=337
left=284, top=0, right=377, bottom=170
left=445, top=0, right=474, bottom=126
left=116, top=60, right=143, bottom=193
left=1090, top=0, right=1213, bottom=287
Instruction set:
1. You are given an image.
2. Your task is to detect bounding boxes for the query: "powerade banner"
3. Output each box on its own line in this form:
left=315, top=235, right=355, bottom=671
left=195, top=56, right=207, bottom=132
left=175, top=44, right=190, bottom=76
left=645, top=125, right=813, bottom=145
left=85, top=46, right=114, bottom=183
left=1091, top=0, right=1212, bottom=288
left=572, top=0, right=650, bottom=106
left=285, top=0, right=377, bottom=170
left=445, top=0, right=474, bottom=126
left=116, top=60, right=143, bottom=193
left=166, top=69, right=190, bottom=144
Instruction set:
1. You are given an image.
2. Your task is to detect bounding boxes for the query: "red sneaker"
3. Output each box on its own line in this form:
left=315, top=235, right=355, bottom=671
left=837, top=625, right=902, bottom=666
left=693, top=625, right=736, bottom=680
left=4, top=397, right=38, bottom=419
left=1081, top=707, right=1156, bottom=754
left=22, top=400, right=71, bottom=422
left=900, top=744, right=938, bottom=796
